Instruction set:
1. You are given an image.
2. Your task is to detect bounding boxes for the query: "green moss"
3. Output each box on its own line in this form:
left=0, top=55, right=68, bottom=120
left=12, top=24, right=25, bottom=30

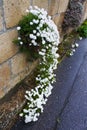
left=77, top=19, right=87, bottom=38
left=58, top=30, right=79, bottom=59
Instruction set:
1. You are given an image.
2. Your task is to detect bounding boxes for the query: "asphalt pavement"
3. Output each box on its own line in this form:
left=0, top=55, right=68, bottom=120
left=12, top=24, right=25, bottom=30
left=11, top=38, right=87, bottom=130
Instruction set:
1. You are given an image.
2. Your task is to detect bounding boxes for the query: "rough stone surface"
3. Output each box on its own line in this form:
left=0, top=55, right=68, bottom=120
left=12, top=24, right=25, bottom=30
left=11, top=53, right=28, bottom=75
left=58, top=0, right=69, bottom=13
left=62, top=1, right=84, bottom=32
left=0, top=88, right=5, bottom=99
left=83, top=1, right=87, bottom=20
left=0, top=62, right=10, bottom=97
left=3, top=0, right=30, bottom=28
left=48, top=0, right=59, bottom=16
left=33, top=0, right=48, bottom=11
left=0, top=70, right=37, bottom=130
left=0, top=29, right=18, bottom=64
left=0, top=8, right=3, bottom=31
left=0, top=85, right=28, bottom=130
left=8, top=59, right=38, bottom=91
left=11, top=53, right=38, bottom=76
left=53, top=13, right=65, bottom=34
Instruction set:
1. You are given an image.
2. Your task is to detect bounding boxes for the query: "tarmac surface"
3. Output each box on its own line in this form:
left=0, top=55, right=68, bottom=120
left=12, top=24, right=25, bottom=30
left=11, top=38, right=87, bottom=130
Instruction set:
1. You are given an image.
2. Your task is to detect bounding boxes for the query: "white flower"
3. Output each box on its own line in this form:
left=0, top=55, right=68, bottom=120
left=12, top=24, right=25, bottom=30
left=37, top=27, right=40, bottom=30
left=75, top=43, right=79, bottom=47
left=34, top=6, right=39, bottom=10
left=33, top=30, right=36, bottom=34
left=37, top=33, right=40, bottom=36
left=33, top=19, right=39, bottom=24
left=18, top=37, right=21, bottom=40
left=30, top=34, right=37, bottom=40
left=48, top=15, right=51, bottom=19
left=79, top=37, right=82, bottom=40
left=42, top=40, right=45, bottom=44
left=72, top=49, right=75, bottom=52
left=25, top=115, right=33, bottom=123
left=23, top=109, right=29, bottom=113
left=39, top=23, right=43, bottom=28
left=33, top=115, right=38, bottom=122
left=41, top=49, right=46, bottom=52
left=39, top=51, right=45, bottom=56
left=70, top=52, right=73, bottom=56
left=19, top=113, right=23, bottom=117
left=32, top=40, right=37, bottom=46
left=29, top=43, right=32, bottom=46
left=40, top=20, right=45, bottom=24
left=17, top=26, right=21, bottom=30
left=72, top=44, right=75, bottom=48
left=29, top=6, right=33, bottom=10
left=38, top=14, right=43, bottom=19
left=26, top=9, right=29, bottom=13
left=30, top=22, right=33, bottom=25
left=55, top=53, right=59, bottom=58
left=20, top=41, right=23, bottom=45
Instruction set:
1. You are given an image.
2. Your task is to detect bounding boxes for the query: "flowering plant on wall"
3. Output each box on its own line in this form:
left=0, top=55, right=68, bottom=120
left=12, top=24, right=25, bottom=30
left=14, top=6, right=60, bottom=123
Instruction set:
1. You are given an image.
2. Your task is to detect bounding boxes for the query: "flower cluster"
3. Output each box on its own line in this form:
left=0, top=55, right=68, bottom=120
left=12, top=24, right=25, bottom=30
left=16, top=6, right=60, bottom=123
left=69, top=42, right=79, bottom=56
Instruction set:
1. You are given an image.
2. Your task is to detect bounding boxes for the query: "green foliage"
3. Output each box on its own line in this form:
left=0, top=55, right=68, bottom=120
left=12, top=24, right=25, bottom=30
left=13, top=11, right=51, bottom=61
left=13, top=12, right=41, bottom=60
left=19, top=13, right=38, bottom=35
left=58, top=31, right=76, bottom=58
left=77, top=20, right=87, bottom=38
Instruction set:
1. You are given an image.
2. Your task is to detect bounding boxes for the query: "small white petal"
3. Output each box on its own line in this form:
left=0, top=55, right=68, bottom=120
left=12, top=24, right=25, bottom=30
left=17, top=26, right=21, bottom=30
left=37, top=33, right=40, bottom=36
left=72, top=49, right=75, bottom=52
left=33, top=30, right=36, bottom=34
left=19, top=113, right=23, bottom=117
left=30, top=22, right=33, bottom=25
left=26, top=9, right=29, bottom=13
left=18, top=37, right=21, bottom=40
left=75, top=43, right=79, bottom=47
left=20, top=41, right=23, bottom=45
left=79, top=37, right=82, bottom=40
left=72, top=44, right=75, bottom=48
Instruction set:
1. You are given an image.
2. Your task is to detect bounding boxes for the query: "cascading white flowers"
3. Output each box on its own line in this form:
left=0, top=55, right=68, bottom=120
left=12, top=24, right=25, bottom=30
left=18, top=6, right=60, bottom=123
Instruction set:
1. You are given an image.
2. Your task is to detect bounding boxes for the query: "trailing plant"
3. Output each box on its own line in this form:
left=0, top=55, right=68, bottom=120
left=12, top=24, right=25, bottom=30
left=77, top=20, right=87, bottom=38
left=14, top=6, right=60, bottom=123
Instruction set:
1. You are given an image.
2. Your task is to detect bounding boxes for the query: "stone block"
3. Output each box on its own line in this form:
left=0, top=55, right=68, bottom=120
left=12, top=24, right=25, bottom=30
left=11, top=53, right=28, bottom=75
left=0, top=8, right=3, bottom=31
left=33, top=0, right=48, bottom=11
left=7, top=75, right=22, bottom=93
left=53, top=13, right=65, bottom=34
left=11, top=53, right=38, bottom=76
left=0, top=88, right=4, bottom=99
left=0, top=62, right=11, bottom=89
left=18, top=59, right=38, bottom=80
left=8, top=59, right=38, bottom=90
left=83, top=1, right=87, bottom=20
left=0, top=29, right=18, bottom=64
left=58, top=0, right=69, bottom=13
left=48, top=0, right=59, bottom=16
left=3, top=0, right=30, bottom=28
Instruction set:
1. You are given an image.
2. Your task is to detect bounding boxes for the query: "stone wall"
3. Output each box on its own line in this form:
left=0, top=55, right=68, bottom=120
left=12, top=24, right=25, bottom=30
left=83, top=0, right=87, bottom=20
left=0, top=0, right=87, bottom=99
left=0, top=0, right=70, bottom=99
left=62, top=0, right=87, bottom=32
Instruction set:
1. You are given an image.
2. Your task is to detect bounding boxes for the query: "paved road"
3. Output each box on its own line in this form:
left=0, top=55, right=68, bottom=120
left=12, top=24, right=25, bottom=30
left=11, top=38, right=87, bottom=130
